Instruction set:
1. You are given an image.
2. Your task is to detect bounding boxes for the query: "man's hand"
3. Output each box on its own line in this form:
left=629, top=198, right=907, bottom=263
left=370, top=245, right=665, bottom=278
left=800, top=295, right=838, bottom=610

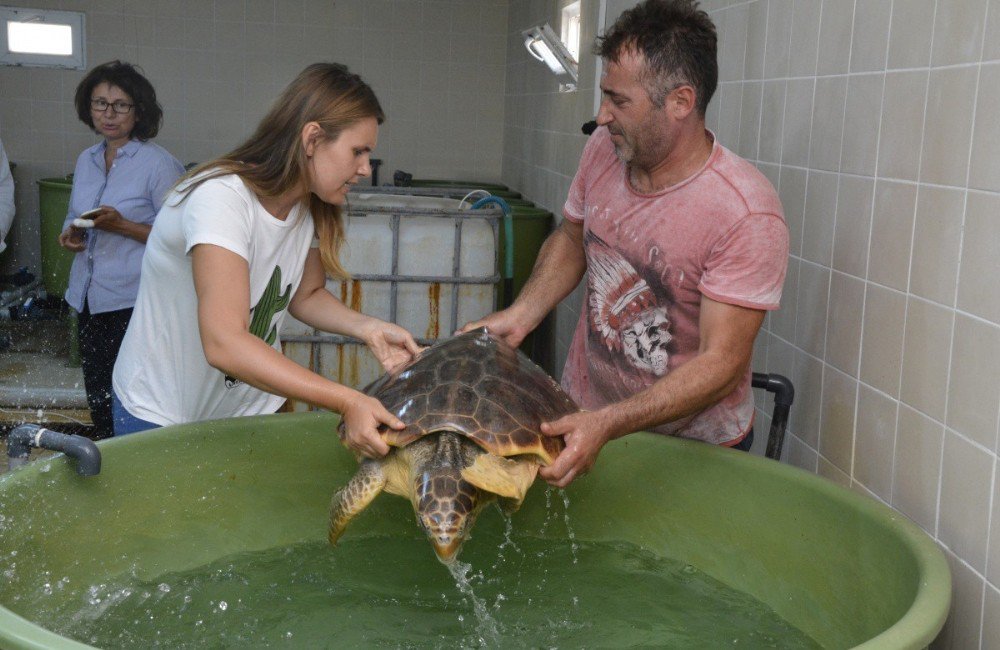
left=457, top=307, right=532, bottom=349
left=537, top=410, right=614, bottom=488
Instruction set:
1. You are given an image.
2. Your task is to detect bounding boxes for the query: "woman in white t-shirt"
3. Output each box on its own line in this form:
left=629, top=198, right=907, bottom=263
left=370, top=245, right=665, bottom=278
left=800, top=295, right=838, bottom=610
left=112, top=63, right=419, bottom=458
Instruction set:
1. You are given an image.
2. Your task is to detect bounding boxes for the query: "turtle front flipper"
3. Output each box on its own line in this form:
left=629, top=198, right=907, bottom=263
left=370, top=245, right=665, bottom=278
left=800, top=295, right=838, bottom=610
left=461, top=455, right=539, bottom=510
left=329, top=459, right=387, bottom=545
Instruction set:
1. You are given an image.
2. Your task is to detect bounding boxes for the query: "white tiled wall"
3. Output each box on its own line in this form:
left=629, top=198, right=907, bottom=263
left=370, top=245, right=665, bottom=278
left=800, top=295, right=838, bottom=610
left=709, top=1, right=1000, bottom=647
left=0, top=0, right=509, bottom=274
left=505, top=1, right=1000, bottom=647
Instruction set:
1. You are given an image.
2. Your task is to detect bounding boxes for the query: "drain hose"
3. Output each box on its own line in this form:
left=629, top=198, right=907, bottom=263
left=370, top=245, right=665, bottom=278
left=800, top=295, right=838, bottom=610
left=6, top=424, right=101, bottom=476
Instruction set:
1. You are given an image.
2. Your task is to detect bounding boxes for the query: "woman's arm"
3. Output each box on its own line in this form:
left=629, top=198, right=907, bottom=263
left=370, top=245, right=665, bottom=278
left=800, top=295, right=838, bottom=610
left=289, top=249, right=421, bottom=371
left=191, top=243, right=404, bottom=458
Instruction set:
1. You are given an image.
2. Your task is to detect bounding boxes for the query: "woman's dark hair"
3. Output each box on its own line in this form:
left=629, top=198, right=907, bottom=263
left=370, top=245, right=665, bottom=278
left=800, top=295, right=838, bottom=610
left=74, top=60, right=163, bottom=140
left=596, top=0, right=718, bottom=115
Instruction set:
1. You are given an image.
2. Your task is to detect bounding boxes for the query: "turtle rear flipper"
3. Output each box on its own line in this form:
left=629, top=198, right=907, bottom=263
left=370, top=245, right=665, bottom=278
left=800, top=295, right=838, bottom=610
left=329, top=459, right=387, bottom=545
left=461, top=455, right=538, bottom=508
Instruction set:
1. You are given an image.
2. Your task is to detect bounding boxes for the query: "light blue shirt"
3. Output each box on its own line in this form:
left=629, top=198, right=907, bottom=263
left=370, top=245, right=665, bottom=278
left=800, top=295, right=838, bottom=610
left=63, top=139, right=184, bottom=314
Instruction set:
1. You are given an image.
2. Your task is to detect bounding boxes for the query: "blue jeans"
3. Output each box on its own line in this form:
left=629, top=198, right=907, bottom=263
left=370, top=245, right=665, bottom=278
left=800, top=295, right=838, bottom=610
left=112, top=390, right=161, bottom=436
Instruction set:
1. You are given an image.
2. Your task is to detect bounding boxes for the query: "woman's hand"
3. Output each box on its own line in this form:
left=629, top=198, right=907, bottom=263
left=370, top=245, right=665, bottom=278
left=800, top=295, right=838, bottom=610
left=58, top=226, right=87, bottom=252
left=89, top=206, right=127, bottom=232
left=338, top=393, right=406, bottom=458
left=360, top=320, right=423, bottom=372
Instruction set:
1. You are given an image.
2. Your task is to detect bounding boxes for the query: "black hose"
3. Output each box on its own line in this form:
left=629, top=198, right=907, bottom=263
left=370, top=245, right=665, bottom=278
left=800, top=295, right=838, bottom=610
left=751, top=373, right=795, bottom=461
left=7, top=424, right=102, bottom=476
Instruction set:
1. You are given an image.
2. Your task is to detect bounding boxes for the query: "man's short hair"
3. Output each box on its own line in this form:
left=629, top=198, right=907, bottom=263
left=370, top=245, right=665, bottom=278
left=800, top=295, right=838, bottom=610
left=596, top=0, right=718, bottom=115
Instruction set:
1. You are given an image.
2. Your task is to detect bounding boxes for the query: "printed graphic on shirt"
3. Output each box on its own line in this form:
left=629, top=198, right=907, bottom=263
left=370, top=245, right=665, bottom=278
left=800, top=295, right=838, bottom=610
left=586, top=231, right=673, bottom=378
left=224, top=266, right=292, bottom=389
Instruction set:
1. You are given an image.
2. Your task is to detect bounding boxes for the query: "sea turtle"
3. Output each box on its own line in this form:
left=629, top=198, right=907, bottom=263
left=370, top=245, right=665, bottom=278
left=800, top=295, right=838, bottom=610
left=328, top=327, right=579, bottom=562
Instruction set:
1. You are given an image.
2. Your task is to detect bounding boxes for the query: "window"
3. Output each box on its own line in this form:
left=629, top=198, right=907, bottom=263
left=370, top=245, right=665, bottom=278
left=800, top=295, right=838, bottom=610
left=0, top=7, right=85, bottom=70
left=561, top=1, right=582, bottom=64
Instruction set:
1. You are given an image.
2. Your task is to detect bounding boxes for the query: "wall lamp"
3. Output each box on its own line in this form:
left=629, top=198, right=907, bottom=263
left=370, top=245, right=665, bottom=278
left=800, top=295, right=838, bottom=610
left=521, top=23, right=578, bottom=91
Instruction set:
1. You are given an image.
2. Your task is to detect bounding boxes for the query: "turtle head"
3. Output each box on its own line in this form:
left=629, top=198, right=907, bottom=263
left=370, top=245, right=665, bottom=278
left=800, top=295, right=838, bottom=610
left=414, top=471, right=483, bottom=563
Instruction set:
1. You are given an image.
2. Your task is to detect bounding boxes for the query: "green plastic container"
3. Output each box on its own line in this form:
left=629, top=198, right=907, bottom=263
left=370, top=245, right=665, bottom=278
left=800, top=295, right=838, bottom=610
left=407, top=179, right=510, bottom=192
left=0, top=412, right=950, bottom=648
left=37, top=176, right=74, bottom=298
left=495, top=205, right=555, bottom=370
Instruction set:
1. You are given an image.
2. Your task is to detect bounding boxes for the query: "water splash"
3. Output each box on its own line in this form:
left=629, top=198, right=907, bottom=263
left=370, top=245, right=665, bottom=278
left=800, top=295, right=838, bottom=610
left=558, top=489, right=580, bottom=565
left=445, top=559, right=501, bottom=646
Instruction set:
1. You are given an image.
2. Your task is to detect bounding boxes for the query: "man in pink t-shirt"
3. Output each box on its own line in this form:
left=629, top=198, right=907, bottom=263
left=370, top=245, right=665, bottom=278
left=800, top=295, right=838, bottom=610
left=462, top=0, right=788, bottom=486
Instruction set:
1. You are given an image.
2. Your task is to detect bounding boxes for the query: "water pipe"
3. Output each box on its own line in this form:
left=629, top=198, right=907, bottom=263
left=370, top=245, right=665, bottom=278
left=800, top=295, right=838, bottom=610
left=469, top=195, right=514, bottom=306
left=6, top=424, right=101, bottom=476
left=751, top=373, right=795, bottom=461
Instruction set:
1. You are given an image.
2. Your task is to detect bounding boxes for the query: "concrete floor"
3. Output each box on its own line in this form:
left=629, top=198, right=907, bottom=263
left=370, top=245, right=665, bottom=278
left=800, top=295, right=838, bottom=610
left=1, top=313, right=92, bottom=473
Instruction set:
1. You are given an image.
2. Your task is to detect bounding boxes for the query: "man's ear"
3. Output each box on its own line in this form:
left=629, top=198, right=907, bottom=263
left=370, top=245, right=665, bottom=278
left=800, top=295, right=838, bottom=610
left=301, top=121, right=323, bottom=157
left=667, top=85, right=697, bottom=120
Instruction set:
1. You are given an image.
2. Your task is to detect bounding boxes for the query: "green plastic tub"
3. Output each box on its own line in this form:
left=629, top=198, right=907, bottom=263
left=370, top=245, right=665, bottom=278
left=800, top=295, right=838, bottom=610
left=0, top=412, right=950, bottom=648
left=37, top=176, right=74, bottom=298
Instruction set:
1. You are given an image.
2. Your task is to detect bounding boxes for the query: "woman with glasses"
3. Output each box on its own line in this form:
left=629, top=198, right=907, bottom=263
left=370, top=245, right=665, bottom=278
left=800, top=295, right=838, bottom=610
left=111, top=63, right=420, bottom=455
left=58, top=60, right=184, bottom=439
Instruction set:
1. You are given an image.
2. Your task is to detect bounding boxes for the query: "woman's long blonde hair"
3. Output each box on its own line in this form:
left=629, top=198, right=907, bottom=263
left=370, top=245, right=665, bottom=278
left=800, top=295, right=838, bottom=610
left=178, top=63, right=384, bottom=279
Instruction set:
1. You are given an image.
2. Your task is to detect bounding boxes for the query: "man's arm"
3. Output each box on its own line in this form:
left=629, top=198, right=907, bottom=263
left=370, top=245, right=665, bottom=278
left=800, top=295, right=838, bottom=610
left=538, top=295, right=765, bottom=487
left=460, top=218, right=587, bottom=348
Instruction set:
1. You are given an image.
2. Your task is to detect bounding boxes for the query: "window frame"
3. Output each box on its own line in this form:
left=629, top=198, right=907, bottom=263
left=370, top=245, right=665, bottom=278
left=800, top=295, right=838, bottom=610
left=0, top=6, right=86, bottom=70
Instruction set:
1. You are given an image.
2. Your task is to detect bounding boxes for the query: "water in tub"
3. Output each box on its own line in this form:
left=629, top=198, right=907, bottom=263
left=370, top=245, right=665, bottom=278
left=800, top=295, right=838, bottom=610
left=8, top=493, right=820, bottom=649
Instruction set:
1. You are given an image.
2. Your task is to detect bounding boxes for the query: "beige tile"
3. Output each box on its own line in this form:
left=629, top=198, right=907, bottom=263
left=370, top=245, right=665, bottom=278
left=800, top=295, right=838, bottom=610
left=921, top=66, right=978, bottom=187
left=868, top=180, right=917, bottom=291
left=819, top=365, right=857, bottom=473
left=932, top=549, right=986, bottom=650
left=970, top=64, right=1000, bottom=192
left=891, top=404, right=943, bottom=533
left=818, top=455, right=851, bottom=488
left=947, top=314, right=1000, bottom=449
left=983, top=586, right=1000, bottom=650
left=808, top=76, right=847, bottom=173
left=888, top=0, right=936, bottom=70
left=715, top=83, right=742, bottom=151
left=794, top=262, right=830, bottom=359
left=777, top=166, right=807, bottom=257
left=763, top=0, right=792, bottom=79
left=939, top=431, right=993, bottom=572
left=931, top=0, right=989, bottom=66
left=738, top=81, right=761, bottom=160
left=765, top=334, right=796, bottom=381
left=850, top=0, right=891, bottom=72
left=788, top=0, right=822, bottom=77
left=816, top=0, right=855, bottom=76
left=790, top=350, right=825, bottom=448
left=744, top=0, right=767, bottom=80
left=833, top=175, right=874, bottom=278
left=801, top=171, right=837, bottom=266
left=758, top=81, right=785, bottom=164
left=910, top=185, right=964, bottom=307
left=785, top=433, right=819, bottom=470
left=853, top=384, right=897, bottom=500
left=781, top=79, right=814, bottom=169
left=958, top=193, right=1000, bottom=326
left=986, top=0, right=1000, bottom=62
left=840, top=74, right=883, bottom=177
left=990, top=459, right=1000, bottom=584
left=825, top=272, right=865, bottom=376
left=901, top=297, right=954, bottom=421
left=718, top=5, right=749, bottom=83
left=877, top=71, right=928, bottom=182
left=860, top=284, right=907, bottom=398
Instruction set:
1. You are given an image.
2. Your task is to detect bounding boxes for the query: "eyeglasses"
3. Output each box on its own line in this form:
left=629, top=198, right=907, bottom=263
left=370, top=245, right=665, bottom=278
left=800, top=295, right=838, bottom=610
left=90, top=98, right=134, bottom=115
